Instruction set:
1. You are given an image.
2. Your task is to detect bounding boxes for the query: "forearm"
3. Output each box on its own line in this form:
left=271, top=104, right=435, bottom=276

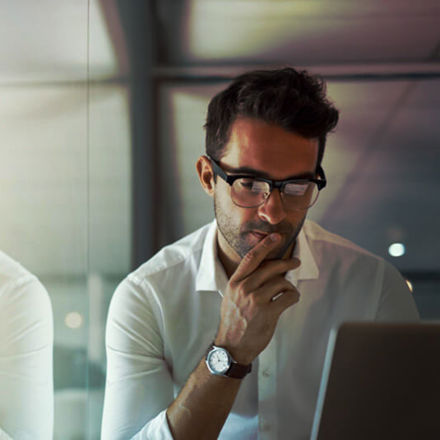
left=166, top=358, right=242, bottom=440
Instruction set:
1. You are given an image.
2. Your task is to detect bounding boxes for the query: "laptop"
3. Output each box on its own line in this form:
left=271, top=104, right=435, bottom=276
left=310, top=322, right=440, bottom=440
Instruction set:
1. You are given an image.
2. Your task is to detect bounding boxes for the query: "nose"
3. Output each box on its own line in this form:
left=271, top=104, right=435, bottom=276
left=257, top=189, right=287, bottom=225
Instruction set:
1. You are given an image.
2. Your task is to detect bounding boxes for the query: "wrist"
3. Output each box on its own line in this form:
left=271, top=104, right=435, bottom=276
left=205, top=343, right=252, bottom=379
left=213, top=338, right=254, bottom=365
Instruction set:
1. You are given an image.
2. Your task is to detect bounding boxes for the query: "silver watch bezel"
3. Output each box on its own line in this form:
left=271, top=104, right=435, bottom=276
left=206, top=346, right=232, bottom=376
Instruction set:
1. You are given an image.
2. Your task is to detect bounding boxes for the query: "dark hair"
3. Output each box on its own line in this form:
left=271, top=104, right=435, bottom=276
left=204, top=67, right=339, bottom=168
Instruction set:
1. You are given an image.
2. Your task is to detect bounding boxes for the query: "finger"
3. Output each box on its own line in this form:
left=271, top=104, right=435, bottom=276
left=231, top=233, right=282, bottom=282
left=250, top=277, right=295, bottom=304
left=244, top=258, right=300, bottom=291
left=270, top=288, right=300, bottom=313
left=257, top=278, right=296, bottom=303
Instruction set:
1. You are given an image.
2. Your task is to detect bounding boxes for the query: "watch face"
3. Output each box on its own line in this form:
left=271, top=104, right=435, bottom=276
left=207, top=347, right=230, bottom=374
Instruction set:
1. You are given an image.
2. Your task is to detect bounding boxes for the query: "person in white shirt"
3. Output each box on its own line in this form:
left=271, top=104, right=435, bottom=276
left=102, top=67, right=419, bottom=440
left=0, top=251, right=53, bottom=440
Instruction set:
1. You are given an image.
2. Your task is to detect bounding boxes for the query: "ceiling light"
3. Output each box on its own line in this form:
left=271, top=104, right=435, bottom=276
left=64, top=312, right=83, bottom=329
left=388, top=242, right=406, bottom=257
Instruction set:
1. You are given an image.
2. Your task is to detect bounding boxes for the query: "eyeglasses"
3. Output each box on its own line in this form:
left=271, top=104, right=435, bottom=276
left=208, top=155, right=326, bottom=211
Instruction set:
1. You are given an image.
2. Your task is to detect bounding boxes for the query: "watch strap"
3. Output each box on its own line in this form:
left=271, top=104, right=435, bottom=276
left=226, top=359, right=252, bottom=378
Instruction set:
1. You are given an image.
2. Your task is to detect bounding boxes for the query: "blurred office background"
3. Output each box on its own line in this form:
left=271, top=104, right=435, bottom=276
left=0, top=0, right=438, bottom=438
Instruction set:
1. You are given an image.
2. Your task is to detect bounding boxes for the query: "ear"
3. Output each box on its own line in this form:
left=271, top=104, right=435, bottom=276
left=196, top=156, right=215, bottom=197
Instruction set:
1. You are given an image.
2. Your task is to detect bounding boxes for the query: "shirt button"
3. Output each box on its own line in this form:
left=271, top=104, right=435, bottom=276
left=262, top=369, right=271, bottom=377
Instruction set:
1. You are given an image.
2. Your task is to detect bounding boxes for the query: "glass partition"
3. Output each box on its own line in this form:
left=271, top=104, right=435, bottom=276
left=0, top=2, right=131, bottom=438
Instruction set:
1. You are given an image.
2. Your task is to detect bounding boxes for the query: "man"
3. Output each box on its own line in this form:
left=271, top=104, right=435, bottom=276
left=0, top=250, right=53, bottom=439
left=102, top=68, right=419, bottom=439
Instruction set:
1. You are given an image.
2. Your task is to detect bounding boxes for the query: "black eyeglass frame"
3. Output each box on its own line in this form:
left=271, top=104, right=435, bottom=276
left=207, top=155, right=327, bottom=205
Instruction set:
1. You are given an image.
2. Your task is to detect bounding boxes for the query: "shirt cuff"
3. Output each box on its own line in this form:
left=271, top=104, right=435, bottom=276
left=132, top=409, right=174, bottom=440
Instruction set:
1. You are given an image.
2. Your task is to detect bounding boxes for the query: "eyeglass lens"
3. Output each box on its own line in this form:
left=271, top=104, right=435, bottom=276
left=231, top=178, right=319, bottom=209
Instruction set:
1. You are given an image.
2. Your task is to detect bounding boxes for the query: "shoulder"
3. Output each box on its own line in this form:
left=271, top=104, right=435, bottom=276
left=129, top=223, right=212, bottom=284
left=301, top=219, right=391, bottom=283
left=303, top=220, right=412, bottom=294
left=304, top=220, right=376, bottom=256
left=303, top=219, right=381, bottom=263
left=0, top=250, right=35, bottom=287
left=0, top=251, right=51, bottom=308
left=107, top=223, right=214, bottom=336
left=112, top=223, right=213, bottom=302
left=301, top=221, right=418, bottom=320
left=0, top=251, right=52, bottom=351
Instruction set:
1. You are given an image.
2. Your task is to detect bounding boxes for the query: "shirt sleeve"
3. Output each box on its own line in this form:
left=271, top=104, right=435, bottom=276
left=375, top=260, right=420, bottom=322
left=101, top=278, right=175, bottom=440
left=0, top=428, right=13, bottom=440
left=0, top=276, right=53, bottom=439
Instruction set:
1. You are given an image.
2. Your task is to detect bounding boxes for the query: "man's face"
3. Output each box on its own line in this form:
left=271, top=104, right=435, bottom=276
left=211, top=117, right=319, bottom=263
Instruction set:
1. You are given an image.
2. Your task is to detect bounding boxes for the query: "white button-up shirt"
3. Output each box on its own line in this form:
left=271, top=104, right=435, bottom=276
left=102, top=220, right=419, bottom=440
left=0, top=251, right=53, bottom=440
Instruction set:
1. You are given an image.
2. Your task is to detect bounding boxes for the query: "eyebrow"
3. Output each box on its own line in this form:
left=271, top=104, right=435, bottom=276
left=222, top=164, right=316, bottom=181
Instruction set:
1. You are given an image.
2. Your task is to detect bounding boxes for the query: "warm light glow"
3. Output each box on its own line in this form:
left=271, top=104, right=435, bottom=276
left=406, top=279, right=414, bottom=293
left=64, top=312, right=83, bottom=329
left=388, top=242, right=406, bottom=257
left=187, top=0, right=323, bottom=60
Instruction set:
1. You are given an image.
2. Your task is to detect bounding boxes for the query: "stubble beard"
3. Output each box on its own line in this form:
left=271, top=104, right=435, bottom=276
left=214, top=196, right=306, bottom=260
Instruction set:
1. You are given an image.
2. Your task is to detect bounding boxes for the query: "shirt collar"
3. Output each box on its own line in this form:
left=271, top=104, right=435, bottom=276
left=195, top=220, right=229, bottom=293
left=286, top=221, right=320, bottom=285
left=195, top=220, right=319, bottom=293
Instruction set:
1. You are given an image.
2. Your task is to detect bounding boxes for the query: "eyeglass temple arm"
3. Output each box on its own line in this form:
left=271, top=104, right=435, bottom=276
left=316, top=165, right=326, bottom=189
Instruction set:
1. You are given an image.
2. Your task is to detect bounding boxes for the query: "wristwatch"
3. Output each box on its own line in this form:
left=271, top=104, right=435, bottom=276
left=205, top=344, right=252, bottom=379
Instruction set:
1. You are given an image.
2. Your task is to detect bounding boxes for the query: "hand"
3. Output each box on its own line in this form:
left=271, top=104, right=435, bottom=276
left=215, top=233, right=301, bottom=365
